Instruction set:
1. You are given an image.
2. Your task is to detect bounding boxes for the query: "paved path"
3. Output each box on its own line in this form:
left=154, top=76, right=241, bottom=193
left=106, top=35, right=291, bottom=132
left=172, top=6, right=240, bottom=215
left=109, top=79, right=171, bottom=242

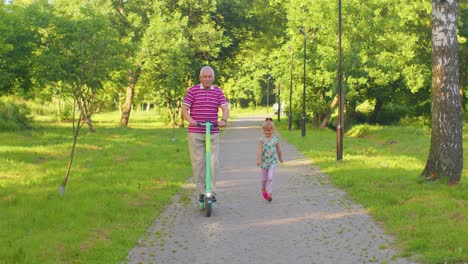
left=125, top=116, right=415, bottom=264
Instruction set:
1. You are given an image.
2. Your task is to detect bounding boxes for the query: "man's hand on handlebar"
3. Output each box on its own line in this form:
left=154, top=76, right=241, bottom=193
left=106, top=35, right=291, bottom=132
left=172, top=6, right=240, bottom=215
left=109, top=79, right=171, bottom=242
left=218, top=120, right=227, bottom=127
left=188, top=120, right=199, bottom=127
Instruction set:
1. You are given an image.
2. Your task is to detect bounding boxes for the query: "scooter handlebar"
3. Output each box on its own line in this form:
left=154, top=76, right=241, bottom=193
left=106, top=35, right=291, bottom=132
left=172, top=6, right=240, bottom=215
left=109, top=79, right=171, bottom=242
left=197, top=121, right=218, bottom=127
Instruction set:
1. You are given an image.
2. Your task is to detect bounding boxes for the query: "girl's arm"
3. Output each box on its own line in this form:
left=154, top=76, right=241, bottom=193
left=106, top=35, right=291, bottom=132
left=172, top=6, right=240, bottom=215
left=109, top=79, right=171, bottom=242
left=276, top=143, right=283, bottom=163
left=257, top=141, right=263, bottom=166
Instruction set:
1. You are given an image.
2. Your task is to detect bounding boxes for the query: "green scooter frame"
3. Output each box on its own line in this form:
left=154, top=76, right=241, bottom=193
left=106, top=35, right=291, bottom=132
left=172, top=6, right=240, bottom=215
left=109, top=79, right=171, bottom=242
left=198, top=121, right=217, bottom=217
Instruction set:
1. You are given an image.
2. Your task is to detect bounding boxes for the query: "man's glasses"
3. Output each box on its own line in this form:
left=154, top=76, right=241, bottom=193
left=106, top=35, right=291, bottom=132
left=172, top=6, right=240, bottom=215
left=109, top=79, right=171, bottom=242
left=265, top=117, right=273, bottom=121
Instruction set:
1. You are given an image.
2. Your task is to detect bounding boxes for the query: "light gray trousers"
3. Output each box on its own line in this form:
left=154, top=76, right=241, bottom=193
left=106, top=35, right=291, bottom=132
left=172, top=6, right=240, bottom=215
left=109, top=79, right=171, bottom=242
left=188, top=132, right=220, bottom=195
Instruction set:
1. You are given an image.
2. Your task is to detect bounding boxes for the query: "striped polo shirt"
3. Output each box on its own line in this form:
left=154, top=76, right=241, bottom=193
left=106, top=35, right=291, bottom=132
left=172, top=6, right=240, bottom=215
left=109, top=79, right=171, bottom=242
left=183, top=84, right=228, bottom=134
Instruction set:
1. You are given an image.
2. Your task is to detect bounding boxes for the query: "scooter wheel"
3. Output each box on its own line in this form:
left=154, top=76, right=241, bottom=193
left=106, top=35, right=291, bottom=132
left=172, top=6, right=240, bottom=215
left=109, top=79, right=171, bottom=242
left=205, top=198, right=212, bottom=217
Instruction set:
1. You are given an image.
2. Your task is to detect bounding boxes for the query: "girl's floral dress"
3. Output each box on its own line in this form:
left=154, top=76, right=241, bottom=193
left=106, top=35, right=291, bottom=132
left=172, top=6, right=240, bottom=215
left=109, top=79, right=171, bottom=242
left=259, top=135, right=280, bottom=169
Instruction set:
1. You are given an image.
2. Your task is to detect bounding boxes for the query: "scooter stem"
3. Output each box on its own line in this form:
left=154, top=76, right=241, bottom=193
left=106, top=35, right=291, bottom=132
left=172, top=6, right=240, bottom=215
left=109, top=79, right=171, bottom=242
left=205, top=121, right=211, bottom=197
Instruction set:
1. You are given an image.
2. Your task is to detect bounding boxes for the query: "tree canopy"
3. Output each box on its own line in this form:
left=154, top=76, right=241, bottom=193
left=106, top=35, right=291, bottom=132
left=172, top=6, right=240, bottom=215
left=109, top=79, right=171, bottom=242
left=0, top=0, right=466, bottom=127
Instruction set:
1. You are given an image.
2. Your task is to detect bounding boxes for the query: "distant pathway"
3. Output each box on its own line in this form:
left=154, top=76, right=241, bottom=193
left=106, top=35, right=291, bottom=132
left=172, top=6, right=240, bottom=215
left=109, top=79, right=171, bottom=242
left=125, top=116, right=415, bottom=264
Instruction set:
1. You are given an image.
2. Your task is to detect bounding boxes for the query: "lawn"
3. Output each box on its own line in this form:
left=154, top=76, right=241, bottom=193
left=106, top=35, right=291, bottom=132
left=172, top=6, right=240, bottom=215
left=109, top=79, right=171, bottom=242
left=276, top=120, right=467, bottom=264
left=0, top=111, right=192, bottom=263
left=0, top=108, right=466, bottom=263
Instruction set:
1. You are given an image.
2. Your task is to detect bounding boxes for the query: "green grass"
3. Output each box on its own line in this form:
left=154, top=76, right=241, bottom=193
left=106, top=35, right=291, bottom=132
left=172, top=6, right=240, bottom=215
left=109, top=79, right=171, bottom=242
left=0, top=111, right=191, bottom=263
left=229, top=106, right=268, bottom=118
left=1, top=109, right=467, bottom=263
left=276, top=121, right=467, bottom=264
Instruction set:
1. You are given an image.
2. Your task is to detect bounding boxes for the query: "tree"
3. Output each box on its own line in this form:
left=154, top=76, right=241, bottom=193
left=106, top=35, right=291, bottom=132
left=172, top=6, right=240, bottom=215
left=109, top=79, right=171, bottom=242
left=460, top=1, right=467, bottom=111
left=219, top=0, right=287, bottom=109
left=0, top=1, right=48, bottom=95
left=421, top=0, right=462, bottom=184
left=0, top=3, right=16, bottom=94
left=138, top=0, right=225, bottom=126
left=106, top=0, right=154, bottom=127
left=34, top=2, right=124, bottom=194
left=139, top=6, right=190, bottom=126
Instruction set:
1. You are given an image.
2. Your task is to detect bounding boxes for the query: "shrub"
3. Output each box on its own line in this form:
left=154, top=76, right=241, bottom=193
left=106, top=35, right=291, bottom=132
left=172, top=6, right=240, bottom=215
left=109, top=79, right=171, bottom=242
left=57, top=104, right=73, bottom=121
left=375, top=103, right=414, bottom=125
left=0, top=97, right=33, bottom=130
left=399, top=115, right=431, bottom=128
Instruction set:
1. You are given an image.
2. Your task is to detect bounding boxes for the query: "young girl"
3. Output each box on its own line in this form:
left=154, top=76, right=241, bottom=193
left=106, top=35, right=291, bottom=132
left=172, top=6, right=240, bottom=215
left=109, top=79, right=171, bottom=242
left=256, top=117, right=283, bottom=202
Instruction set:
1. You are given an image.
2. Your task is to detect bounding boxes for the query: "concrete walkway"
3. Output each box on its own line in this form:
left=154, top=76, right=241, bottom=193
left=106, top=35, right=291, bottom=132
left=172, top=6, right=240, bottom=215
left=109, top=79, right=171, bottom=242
left=125, top=116, right=415, bottom=264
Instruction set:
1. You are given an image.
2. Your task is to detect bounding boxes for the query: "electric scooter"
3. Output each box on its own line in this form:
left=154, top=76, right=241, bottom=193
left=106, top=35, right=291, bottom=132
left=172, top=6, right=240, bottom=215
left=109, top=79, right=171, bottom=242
left=197, top=121, right=217, bottom=217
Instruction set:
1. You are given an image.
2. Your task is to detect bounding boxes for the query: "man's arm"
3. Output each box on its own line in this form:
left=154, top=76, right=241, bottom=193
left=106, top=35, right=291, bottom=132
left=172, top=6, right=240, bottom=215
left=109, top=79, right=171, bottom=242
left=219, top=103, right=229, bottom=127
left=181, top=104, right=198, bottom=127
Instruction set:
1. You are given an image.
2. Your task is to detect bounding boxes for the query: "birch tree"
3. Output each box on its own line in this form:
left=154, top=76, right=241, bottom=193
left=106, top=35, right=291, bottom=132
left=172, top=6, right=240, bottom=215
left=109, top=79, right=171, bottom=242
left=421, top=0, right=462, bottom=184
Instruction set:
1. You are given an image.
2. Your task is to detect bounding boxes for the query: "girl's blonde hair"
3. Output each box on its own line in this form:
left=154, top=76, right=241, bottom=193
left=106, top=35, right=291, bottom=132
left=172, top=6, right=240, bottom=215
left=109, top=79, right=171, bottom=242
left=262, top=117, right=275, bottom=130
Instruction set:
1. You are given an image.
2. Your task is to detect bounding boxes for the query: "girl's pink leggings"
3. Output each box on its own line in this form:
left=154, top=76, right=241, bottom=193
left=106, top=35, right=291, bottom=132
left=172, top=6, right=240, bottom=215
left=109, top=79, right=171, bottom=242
left=261, top=168, right=274, bottom=194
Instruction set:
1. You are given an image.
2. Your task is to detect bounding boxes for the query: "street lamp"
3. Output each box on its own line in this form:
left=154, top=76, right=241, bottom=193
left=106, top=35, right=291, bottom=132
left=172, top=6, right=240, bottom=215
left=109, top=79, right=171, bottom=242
left=267, top=76, right=271, bottom=114
left=288, top=46, right=294, bottom=131
left=337, top=0, right=343, bottom=160
left=298, top=27, right=306, bottom=137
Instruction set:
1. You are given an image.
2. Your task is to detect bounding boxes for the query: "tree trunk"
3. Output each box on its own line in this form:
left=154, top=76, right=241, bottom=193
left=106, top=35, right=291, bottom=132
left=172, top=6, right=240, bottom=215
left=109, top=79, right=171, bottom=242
left=120, top=67, right=141, bottom=127
left=180, top=111, right=185, bottom=128
left=422, top=0, right=462, bottom=184
left=61, top=119, right=81, bottom=194
left=60, top=100, right=84, bottom=195
left=320, top=95, right=339, bottom=129
left=369, top=97, right=383, bottom=124
left=177, top=98, right=184, bottom=128
left=146, top=102, right=151, bottom=112
left=165, top=96, right=175, bottom=127
left=315, top=114, right=320, bottom=127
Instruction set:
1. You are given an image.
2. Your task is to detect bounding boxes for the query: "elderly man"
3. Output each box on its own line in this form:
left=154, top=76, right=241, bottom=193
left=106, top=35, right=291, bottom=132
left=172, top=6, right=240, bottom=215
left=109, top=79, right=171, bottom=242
left=181, top=66, right=229, bottom=204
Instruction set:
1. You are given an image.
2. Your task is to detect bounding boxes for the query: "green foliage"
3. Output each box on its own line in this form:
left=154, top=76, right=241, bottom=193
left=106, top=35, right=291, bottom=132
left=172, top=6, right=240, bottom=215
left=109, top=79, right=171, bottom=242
left=399, top=115, right=432, bottom=128
left=0, top=6, right=14, bottom=57
left=0, top=96, right=32, bottom=130
left=375, top=103, right=415, bottom=125
left=285, top=0, right=432, bottom=126
left=0, top=0, right=461, bottom=127
left=28, top=1, right=128, bottom=125
left=35, top=3, right=122, bottom=88
left=460, top=1, right=468, bottom=111
left=138, top=0, right=228, bottom=125
left=0, top=1, right=51, bottom=94
left=56, top=104, right=73, bottom=122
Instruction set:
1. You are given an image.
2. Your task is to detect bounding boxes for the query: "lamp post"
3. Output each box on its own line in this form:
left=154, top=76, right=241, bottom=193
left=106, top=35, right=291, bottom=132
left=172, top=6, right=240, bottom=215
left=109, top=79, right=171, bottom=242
left=288, top=46, right=293, bottom=131
left=277, top=84, right=281, bottom=121
left=267, top=76, right=271, bottom=114
left=298, top=27, right=306, bottom=137
left=337, top=0, right=343, bottom=160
